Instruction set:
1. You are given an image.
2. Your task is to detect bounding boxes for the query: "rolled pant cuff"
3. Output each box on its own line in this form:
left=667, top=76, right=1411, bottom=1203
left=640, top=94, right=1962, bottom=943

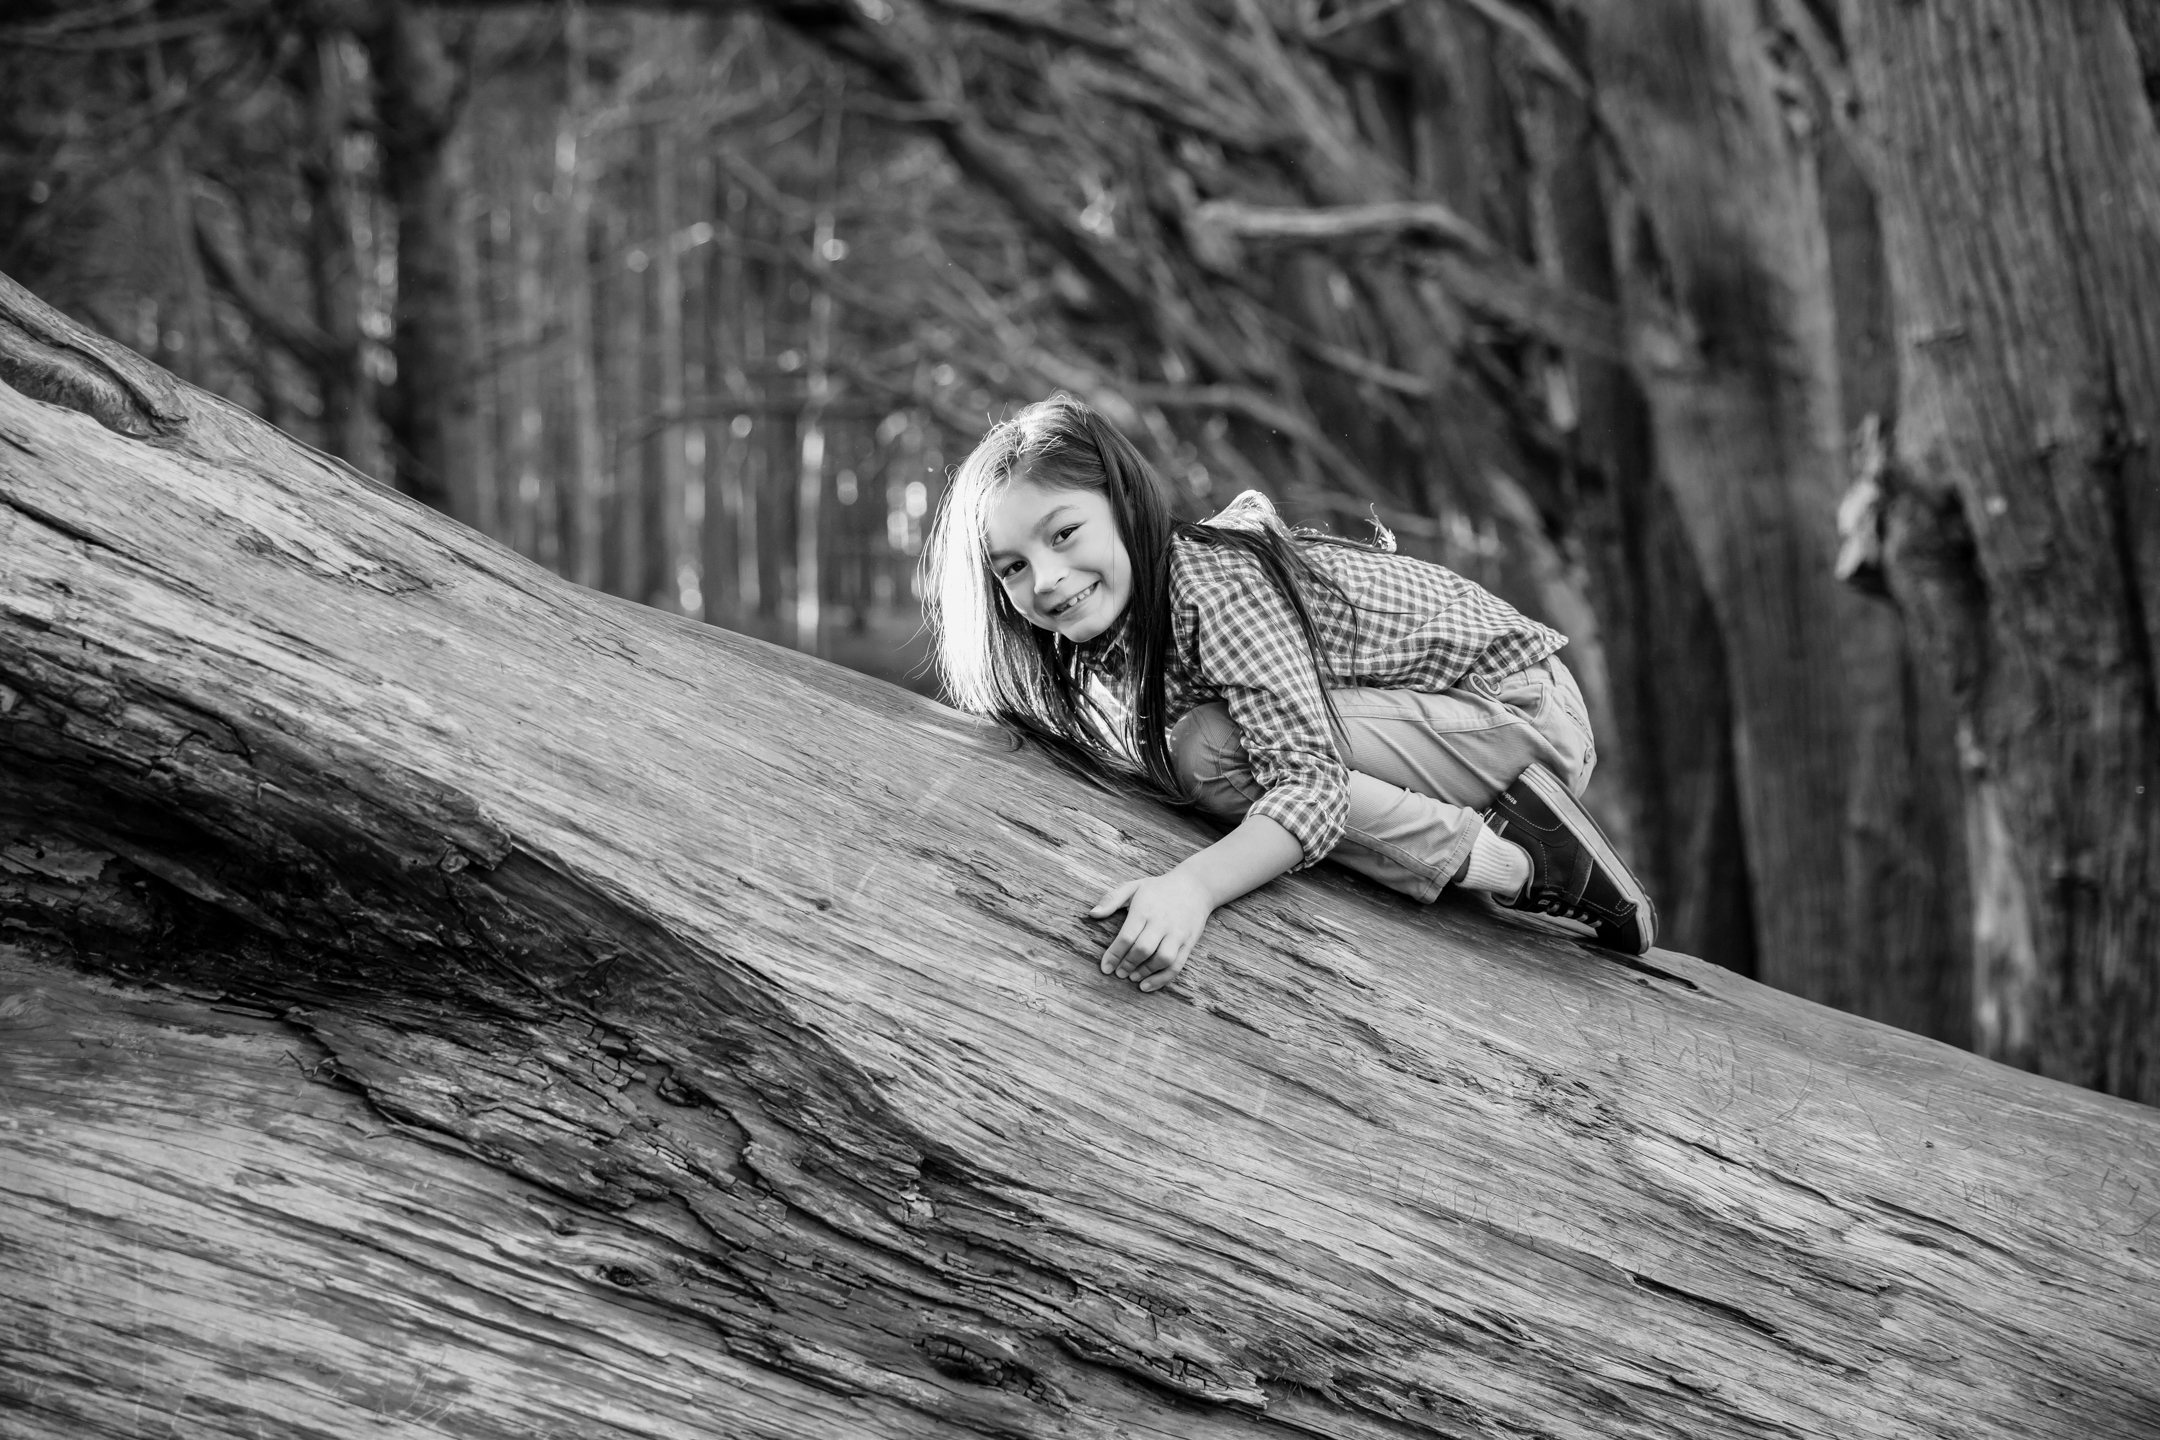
left=1435, top=824, right=1481, bottom=895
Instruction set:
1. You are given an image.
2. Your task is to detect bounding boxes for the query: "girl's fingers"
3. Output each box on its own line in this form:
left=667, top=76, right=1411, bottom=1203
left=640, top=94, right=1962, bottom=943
left=1138, top=944, right=1191, bottom=993
left=1112, top=925, right=1163, bottom=978
left=1099, top=913, right=1196, bottom=988
left=1102, top=915, right=1145, bottom=971
left=1088, top=880, right=1140, bottom=918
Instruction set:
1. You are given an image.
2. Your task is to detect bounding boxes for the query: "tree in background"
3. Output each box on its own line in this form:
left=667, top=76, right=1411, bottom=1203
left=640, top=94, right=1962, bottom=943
left=3, top=0, right=2156, bottom=1101
left=1841, top=0, right=2160, bottom=1097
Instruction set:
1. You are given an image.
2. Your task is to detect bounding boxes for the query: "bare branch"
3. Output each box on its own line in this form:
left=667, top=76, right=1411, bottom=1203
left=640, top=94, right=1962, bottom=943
left=1129, top=381, right=1384, bottom=503
left=1182, top=200, right=1621, bottom=359
left=1443, top=0, right=1588, bottom=96
left=1426, top=251, right=1625, bottom=361
left=1192, top=198, right=1494, bottom=256
left=922, top=0, right=1135, bottom=58
left=1287, top=331, right=1434, bottom=397
left=1307, top=0, right=1407, bottom=42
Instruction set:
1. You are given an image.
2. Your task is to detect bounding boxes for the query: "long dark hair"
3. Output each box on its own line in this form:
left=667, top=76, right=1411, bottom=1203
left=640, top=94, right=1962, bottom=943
left=922, top=394, right=1365, bottom=800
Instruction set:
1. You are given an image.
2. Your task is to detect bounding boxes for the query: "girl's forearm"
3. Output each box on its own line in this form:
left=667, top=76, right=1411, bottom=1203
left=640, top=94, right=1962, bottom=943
left=1172, top=813, right=1305, bottom=909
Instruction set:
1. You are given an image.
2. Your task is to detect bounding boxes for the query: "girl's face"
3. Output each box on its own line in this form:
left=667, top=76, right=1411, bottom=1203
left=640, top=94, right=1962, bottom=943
left=983, top=477, right=1133, bottom=643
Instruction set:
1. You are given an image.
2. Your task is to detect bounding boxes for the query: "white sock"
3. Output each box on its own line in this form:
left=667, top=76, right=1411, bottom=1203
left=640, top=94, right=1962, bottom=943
left=1458, top=828, right=1531, bottom=900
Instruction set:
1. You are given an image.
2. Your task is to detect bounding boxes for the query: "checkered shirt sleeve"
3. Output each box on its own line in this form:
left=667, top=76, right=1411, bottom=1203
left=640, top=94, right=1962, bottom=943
left=1171, top=543, right=1350, bottom=867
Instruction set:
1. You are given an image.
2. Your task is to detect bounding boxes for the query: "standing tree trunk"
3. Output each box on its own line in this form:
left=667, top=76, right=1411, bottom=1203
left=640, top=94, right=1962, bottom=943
left=651, top=120, right=689, bottom=615
left=1813, top=93, right=1973, bottom=1048
left=1576, top=0, right=1965, bottom=1035
left=556, top=4, right=606, bottom=591
left=508, top=179, right=548, bottom=565
left=1526, top=70, right=1759, bottom=975
left=795, top=83, right=843, bottom=654
left=3, top=273, right=2160, bottom=1440
left=708, top=177, right=750, bottom=621
left=363, top=1, right=471, bottom=517
left=1843, top=0, right=2160, bottom=1100
left=453, top=133, right=496, bottom=539
left=301, top=27, right=388, bottom=482
left=604, top=186, right=645, bottom=604
left=146, top=46, right=214, bottom=392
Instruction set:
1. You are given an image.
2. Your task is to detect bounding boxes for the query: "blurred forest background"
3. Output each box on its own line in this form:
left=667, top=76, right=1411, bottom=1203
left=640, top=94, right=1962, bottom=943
left=4, top=0, right=2158, bottom=1104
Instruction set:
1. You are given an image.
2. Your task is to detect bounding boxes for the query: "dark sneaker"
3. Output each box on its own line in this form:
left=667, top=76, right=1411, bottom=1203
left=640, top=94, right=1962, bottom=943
left=1484, top=764, right=1657, bottom=955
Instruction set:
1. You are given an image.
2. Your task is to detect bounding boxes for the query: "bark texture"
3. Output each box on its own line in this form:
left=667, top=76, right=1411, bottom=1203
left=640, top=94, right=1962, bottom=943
left=3, top=272, right=2159, bottom=1439
left=1843, top=0, right=2160, bottom=1097
left=1576, top=0, right=1967, bottom=1030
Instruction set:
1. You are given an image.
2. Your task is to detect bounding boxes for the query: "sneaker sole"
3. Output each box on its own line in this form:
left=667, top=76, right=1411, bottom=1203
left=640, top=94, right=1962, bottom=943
left=1514, top=764, right=1658, bottom=955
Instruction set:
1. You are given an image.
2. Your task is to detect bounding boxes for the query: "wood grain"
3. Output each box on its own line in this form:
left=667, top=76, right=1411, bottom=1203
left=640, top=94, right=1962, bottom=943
left=2, top=273, right=2158, bottom=1437
left=1, top=947, right=965, bottom=1440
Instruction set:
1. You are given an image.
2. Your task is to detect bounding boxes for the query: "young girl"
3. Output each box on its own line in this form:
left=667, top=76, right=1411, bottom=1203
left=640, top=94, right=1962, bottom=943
left=922, top=395, right=1655, bottom=993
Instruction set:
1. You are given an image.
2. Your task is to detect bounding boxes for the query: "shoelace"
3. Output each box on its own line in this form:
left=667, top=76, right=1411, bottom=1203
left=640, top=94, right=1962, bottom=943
left=1527, top=887, right=1597, bottom=926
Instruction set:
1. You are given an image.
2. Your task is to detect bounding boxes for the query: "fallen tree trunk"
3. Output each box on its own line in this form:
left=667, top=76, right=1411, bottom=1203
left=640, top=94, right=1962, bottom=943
left=0, top=273, right=2156, bottom=1439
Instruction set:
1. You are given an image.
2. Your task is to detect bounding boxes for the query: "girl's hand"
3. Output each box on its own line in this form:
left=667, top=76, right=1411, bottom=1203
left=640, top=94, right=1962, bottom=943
left=1088, top=871, right=1215, bottom=992
left=1083, top=817, right=1302, bottom=995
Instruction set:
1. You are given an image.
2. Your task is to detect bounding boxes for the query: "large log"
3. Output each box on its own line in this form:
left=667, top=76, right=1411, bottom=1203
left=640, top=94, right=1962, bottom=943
left=1, top=272, right=2157, bottom=1439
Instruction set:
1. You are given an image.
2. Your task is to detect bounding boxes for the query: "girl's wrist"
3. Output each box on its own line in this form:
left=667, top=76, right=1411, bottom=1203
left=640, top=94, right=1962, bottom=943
left=1167, top=854, right=1227, bottom=910
left=1176, top=815, right=1303, bottom=909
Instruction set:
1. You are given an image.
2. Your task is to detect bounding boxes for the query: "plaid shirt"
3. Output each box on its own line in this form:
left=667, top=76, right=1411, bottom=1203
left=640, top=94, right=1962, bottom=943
left=1083, top=491, right=1564, bottom=867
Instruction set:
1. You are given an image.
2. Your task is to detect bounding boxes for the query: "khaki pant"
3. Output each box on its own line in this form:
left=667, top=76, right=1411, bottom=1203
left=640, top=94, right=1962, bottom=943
left=1169, top=655, right=1596, bottom=903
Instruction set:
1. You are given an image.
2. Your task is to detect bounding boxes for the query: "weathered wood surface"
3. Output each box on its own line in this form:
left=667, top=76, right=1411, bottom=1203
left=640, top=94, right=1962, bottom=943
left=2, top=273, right=2159, bottom=1438
left=2, top=944, right=931, bottom=1439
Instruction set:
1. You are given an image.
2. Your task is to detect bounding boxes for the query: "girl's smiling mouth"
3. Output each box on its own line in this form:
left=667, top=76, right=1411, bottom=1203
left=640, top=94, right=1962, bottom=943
left=1049, top=582, right=1099, bottom=617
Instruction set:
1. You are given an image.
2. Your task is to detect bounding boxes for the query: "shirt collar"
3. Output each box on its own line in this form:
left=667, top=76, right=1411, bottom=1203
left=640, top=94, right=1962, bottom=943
left=1072, top=609, right=1133, bottom=678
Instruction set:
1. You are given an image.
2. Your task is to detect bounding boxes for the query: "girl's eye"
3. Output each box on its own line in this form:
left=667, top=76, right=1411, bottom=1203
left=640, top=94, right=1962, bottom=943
left=997, top=560, right=1025, bottom=579
left=1053, top=524, right=1079, bottom=544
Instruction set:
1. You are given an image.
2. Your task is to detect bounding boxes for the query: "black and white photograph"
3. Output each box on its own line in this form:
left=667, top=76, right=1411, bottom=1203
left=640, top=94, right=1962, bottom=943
left=2, top=1, right=2157, bottom=1435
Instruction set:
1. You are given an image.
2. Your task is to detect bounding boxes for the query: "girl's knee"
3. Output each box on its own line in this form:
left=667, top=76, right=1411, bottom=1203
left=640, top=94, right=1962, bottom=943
left=1542, top=658, right=1597, bottom=795
left=1170, top=704, right=1255, bottom=818
left=1509, top=656, right=1595, bottom=796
